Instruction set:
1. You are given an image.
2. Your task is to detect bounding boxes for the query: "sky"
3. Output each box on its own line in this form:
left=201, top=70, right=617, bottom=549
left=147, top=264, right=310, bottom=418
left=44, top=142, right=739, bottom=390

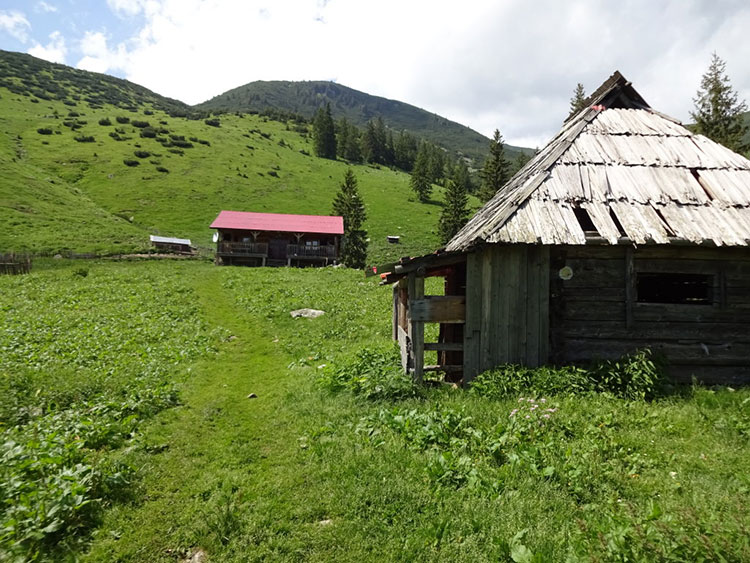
left=1, top=0, right=749, bottom=148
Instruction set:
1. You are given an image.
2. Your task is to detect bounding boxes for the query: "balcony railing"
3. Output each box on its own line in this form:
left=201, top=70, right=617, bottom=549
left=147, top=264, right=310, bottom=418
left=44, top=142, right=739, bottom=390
left=287, top=244, right=337, bottom=258
left=217, top=241, right=268, bottom=256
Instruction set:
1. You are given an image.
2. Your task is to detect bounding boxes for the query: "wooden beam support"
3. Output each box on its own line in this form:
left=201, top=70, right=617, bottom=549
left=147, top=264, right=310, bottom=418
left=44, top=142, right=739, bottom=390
left=407, top=272, right=425, bottom=383
left=423, top=364, right=463, bottom=372
left=409, top=296, right=465, bottom=323
left=424, top=342, right=464, bottom=352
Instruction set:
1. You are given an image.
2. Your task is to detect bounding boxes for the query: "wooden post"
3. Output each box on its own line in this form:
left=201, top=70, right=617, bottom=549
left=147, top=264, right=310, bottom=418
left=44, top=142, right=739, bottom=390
left=392, top=283, right=399, bottom=341
left=625, top=246, right=634, bottom=328
left=407, top=272, right=425, bottom=383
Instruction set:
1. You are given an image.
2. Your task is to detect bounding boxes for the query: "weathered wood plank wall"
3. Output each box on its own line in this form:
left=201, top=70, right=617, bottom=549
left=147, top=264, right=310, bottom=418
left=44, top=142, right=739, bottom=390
left=550, top=245, right=750, bottom=384
left=463, top=244, right=550, bottom=383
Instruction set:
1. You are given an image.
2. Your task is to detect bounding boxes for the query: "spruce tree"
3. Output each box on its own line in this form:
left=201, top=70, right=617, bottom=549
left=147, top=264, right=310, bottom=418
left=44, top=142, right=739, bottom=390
left=336, top=118, right=362, bottom=162
left=332, top=169, right=368, bottom=268
left=313, top=103, right=337, bottom=159
left=568, top=83, right=587, bottom=118
left=438, top=166, right=469, bottom=244
left=394, top=130, right=418, bottom=171
left=410, top=142, right=432, bottom=202
left=478, top=129, right=510, bottom=202
left=452, top=159, right=473, bottom=194
left=691, top=53, right=749, bottom=153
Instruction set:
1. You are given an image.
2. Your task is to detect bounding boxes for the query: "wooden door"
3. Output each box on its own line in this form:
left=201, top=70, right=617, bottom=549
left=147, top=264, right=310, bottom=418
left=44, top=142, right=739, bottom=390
left=269, top=238, right=287, bottom=259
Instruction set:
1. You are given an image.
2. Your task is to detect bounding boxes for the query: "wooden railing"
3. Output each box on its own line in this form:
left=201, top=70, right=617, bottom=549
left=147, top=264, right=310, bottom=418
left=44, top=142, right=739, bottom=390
left=0, top=253, right=31, bottom=275
left=287, top=244, right=337, bottom=258
left=217, top=242, right=268, bottom=256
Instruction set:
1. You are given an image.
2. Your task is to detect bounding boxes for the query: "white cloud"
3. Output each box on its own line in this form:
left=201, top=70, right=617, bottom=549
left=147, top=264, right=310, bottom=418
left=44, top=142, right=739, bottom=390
left=0, top=10, right=31, bottom=43
left=71, top=0, right=750, bottom=146
left=76, top=30, right=130, bottom=73
left=107, top=0, right=152, bottom=17
left=36, top=2, right=58, bottom=13
left=28, top=30, right=67, bottom=63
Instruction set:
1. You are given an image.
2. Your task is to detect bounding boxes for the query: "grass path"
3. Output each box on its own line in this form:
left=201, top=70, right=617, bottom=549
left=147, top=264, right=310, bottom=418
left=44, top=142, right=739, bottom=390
left=83, top=267, right=326, bottom=561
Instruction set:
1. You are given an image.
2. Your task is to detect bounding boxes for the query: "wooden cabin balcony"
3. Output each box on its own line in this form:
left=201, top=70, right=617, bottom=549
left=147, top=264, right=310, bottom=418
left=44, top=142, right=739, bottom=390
left=286, top=244, right=337, bottom=259
left=217, top=241, right=269, bottom=256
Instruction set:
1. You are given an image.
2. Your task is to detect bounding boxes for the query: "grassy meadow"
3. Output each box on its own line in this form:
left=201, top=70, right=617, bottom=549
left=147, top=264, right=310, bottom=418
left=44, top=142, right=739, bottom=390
left=0, top=83, right=472, bottom=264
left=1, top=259, right=748, bottom=562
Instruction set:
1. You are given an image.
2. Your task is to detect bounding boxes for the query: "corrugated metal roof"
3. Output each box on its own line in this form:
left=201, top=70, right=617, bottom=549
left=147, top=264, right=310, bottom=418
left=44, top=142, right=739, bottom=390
left=447, top=72, right=750, bottom=251
left=150, top=235, right=192, bottom=246
left=210, top=210, right=344, bottom=235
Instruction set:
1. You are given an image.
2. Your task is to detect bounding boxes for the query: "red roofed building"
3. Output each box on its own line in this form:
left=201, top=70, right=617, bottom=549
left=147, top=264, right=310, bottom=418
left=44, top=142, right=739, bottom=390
left=210, top=210, right=344, bottom=267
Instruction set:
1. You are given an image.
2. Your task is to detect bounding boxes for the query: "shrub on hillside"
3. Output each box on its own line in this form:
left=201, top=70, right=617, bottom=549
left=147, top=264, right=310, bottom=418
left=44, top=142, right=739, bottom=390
left=74, top=135, right=95, bottom=143
left=131, top=120, right=150, bottom=128
left=155, top=166, right=169, bottom=173
left=168, top=148, right=184, bottom=155
left=140, top=128, right=157, bottom=138
left=204, top=118, right=221, bottom=127
left=123, top=159, right=140, bottom=167
left=115, top=116, right=130, bottom=124
left=36, top=127, right=53, bottom=135
left=134, top=150, right=151, bottom=158
left=144, top=109, right=153, bottom=115
left=98, top=118, right=112, bottom=126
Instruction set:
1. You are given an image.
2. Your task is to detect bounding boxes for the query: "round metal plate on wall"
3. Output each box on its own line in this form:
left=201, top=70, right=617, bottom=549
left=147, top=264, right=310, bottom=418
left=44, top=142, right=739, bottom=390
left=559, top=266, right=574, bottom=280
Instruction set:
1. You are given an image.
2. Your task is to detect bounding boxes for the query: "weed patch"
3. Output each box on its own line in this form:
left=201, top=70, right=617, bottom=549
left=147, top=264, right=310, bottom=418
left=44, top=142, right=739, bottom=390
left=470, top=349, right=666, bottom=400
left=319, top=346, right=421, bottom=401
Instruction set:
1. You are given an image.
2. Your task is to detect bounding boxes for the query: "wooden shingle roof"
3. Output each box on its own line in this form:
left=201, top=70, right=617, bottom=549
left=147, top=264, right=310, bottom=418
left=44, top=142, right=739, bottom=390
left=447, top=71, right=750, bottom=251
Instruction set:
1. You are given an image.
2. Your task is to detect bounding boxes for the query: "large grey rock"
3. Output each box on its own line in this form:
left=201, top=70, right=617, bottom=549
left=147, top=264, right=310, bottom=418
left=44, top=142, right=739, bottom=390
left=290, top=308, right=325, bottom=319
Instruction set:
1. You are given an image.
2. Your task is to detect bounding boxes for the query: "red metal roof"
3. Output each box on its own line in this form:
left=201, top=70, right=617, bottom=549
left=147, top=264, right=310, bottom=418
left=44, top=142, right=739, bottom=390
left=210, top=210, right=344, bottom=235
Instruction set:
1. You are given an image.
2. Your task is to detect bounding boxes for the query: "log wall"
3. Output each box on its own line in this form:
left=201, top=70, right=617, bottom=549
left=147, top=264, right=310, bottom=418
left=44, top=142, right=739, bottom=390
left=550, top=245, right=750, bottom=384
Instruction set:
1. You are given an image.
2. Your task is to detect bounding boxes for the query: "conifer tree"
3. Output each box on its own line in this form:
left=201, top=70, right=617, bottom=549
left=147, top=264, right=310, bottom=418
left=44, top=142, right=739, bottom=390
left=336, top=118, right=362, bottom=162
left=394, top=130, right=418, bottom=171
left=568, top=83, right=587, bottom=118
left=313, top=103, right=336, bottom=159
left=438, top=166, right=469, bottom=244
left=452, top=159, right=473, bottom=195
left=478, top=129, right=510, bottom=202
left=332, top=169, right=368, bottom=268
left=410, top=142, right=433, bottom=202
left=691, top=53, right=749, bottom=153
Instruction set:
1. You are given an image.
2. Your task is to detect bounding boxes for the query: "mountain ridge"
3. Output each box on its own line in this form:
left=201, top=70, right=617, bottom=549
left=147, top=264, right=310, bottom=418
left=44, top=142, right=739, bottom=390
left=195, top=79, right=531, bottom=162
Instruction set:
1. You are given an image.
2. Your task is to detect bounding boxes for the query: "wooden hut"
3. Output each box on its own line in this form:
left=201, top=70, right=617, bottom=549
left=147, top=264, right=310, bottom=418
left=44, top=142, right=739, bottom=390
left=385, top=72, right=750, bottom=385
left=150, top=235, right=193, bottom=254
left=211, top=210, right=343, bottom=267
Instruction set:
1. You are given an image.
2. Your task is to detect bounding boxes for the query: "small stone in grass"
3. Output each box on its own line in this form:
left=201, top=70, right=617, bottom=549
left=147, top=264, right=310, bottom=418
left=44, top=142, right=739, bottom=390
left=247, top=393, right=257, bottom=399
left=290, top=308, right=325, bottom=318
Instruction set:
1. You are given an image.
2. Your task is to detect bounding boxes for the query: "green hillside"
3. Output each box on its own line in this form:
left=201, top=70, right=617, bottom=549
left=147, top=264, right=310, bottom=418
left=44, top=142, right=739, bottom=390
left=0, top=51, right=476, bottom=263
left=196, top=80, right=531, bottom=163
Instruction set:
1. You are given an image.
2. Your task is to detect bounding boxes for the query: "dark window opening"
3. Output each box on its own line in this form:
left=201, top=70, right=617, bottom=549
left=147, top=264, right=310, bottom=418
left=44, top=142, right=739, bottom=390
left=636, top=273, right=713, bottom=304
left=573, top=207, right=598, bottom=234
